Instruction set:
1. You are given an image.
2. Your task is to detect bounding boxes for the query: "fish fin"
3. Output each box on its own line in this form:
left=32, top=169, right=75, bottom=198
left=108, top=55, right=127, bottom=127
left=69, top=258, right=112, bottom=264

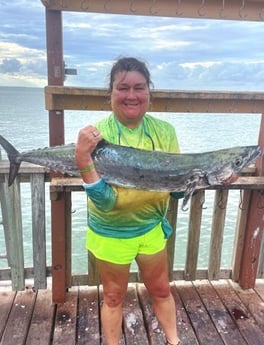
left=0, top=135, right=21, bottom=186
left=182, top=192, right=192, bottom=211
left=182, top=179, right=198, bottom=211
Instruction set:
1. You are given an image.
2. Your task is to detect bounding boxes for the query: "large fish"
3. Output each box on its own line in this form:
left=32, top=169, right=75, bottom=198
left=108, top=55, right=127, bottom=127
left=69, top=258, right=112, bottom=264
left=0, top=135, right=261, bottom=208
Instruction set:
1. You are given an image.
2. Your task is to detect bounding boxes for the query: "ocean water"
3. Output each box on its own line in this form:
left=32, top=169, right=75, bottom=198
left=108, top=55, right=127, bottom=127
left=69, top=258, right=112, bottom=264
left=0, top=86, right=261, bottom=273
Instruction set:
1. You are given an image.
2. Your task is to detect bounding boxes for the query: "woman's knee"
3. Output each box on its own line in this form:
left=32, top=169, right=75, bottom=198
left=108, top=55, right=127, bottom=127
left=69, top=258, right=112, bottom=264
left=103, top=290, right=125, bottom=308
left=147, top=280, right=171, bottom=299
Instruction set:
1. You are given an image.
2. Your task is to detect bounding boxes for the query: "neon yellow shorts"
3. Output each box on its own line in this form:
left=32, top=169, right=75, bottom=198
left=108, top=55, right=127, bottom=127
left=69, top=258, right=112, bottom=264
left=86, top=223, right=167, bottom=265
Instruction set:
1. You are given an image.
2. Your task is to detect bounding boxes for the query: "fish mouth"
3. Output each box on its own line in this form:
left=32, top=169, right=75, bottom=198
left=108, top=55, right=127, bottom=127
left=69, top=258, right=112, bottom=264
left=221, top=172, right=238, bottom=185
left=207, top=167, right=234, bottom=186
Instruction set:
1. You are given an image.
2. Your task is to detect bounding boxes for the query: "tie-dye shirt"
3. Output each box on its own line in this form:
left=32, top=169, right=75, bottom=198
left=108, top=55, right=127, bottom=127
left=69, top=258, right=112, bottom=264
left=83, top=113, right=180, bottom=239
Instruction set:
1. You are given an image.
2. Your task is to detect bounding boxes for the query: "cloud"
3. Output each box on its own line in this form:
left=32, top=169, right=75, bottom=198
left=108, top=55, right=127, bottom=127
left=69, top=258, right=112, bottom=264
left=0, top=40, right=47, bottom=86
left=0, top=1, right=264, bottom=90
left=0, top=58, right=22, bottom=73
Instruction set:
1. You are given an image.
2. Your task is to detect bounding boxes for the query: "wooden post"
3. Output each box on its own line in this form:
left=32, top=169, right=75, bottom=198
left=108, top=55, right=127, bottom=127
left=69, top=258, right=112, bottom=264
left=208, top=190, right=228, bottom=280
left=65, top=192, right=72, bottom=288
left=45, top=9, right=68, bottom=303
left=258, top=231, right=264, bottom=278
left=185, top=191, right=203, bottom=280
left=166, top=197, right=179, bottom=281
left=31, top=173, right=47, bottom=289
left=0, top=176, right=24, bottom=290
left=45, top=9, right=65, bottom=146
left=88, top=251, right=101, bottom=286
left=50, top=190, right=72, bottom=303
left=232, top=190, right=251, bottom=282
left=239, top=114, right=264, bottom=288
left=50, top=191, right=65, bottom=302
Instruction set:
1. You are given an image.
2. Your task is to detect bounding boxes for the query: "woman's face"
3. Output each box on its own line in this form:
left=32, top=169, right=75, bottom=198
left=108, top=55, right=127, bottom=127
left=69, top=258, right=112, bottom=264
left=110, top=70, right=150, bottom=128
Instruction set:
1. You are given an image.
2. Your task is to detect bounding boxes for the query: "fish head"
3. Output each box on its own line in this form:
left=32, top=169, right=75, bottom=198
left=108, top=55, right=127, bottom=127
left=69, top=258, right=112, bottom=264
left=207, top=145, right=262, bottom=185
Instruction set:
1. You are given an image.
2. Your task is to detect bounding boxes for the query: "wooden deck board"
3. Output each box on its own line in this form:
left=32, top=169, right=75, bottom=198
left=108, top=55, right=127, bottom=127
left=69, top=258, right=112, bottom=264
left=123, top=285, right=149, bottom=344
left=0, top=279, right=264, bottom=345
left=26, top=289, right=55, bottom=345
left=194, top=280, right=247, bottom=345
left=77, top=286, right=100, bottom=344
left=170, top=284, right=199, bottom=345
left=254, top=279, right=264, bottom=300
left=137, top=284, right=166, bottom=345
left=176, top=281, right=225, bottom=345
left=212, top=280, right=264, bottom=345
left=229, top=280, right=264, bottom=333
left=53, top=287, right=78, bottom=345
left=0, top=290, right=16, bottom=340
left=1, top=289, right=36, bottom=345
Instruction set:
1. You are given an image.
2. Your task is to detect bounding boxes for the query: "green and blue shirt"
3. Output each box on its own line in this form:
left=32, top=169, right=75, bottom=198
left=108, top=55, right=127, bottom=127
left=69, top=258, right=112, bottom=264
left=83, top=113, right=180, bottom=239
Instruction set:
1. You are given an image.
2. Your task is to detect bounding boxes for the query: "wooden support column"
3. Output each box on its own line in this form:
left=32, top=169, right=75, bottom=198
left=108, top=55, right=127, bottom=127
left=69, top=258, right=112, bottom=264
left=50, top=191, right=69, bottom=303
left=50, top=189, right=72, bottom=303
left=166, top=197, right=179, bottom=281
left=208, top=190, right=228, bottom=280
left=239, top=113, right=264, bottom=289
left=185, top=191, right=203, bottom=281
left=46, top=9, right=65, bottom=146
left=46, top=9, right=68, bottom=303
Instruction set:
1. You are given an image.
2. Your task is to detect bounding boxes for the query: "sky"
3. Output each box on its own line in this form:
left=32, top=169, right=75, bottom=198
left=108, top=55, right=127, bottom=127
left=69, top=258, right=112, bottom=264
left=0, top=1, right=264, bottom=91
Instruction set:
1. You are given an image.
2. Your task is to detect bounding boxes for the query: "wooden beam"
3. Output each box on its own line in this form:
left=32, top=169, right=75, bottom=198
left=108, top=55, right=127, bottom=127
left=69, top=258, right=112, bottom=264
left=45, top=10, right=65, bottom=146
left=239, top=190, right=264, bottom=288
left=239, top=113, right=264, bottom=289
left=45, top=86, right=264, bottom=113
left=49, top=176, right=264, bottom=193
left=231, top=189, right=251, bottom=282
left=45, top=9, right=69, bottom=303
left=40, top=0, right=264, bottom=22
left=51, top=192, right=68, bottom=303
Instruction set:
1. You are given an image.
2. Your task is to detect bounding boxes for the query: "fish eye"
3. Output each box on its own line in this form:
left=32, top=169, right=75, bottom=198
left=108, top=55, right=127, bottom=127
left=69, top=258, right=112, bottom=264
left=234, top=158, right=243, bottom=168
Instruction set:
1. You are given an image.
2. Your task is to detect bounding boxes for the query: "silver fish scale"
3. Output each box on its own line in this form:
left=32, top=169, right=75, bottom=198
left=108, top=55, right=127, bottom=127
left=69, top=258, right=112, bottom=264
left=0, top=135, right=261, bottom=207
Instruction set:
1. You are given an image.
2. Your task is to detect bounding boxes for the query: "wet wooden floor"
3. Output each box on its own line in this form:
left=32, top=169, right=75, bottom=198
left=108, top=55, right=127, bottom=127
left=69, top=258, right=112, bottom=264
left=0, top=279, right=264, bottom=345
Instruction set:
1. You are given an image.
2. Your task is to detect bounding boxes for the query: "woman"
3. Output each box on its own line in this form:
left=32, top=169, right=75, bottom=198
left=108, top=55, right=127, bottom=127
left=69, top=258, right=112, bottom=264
left=75, top=57, right=181, bottom=345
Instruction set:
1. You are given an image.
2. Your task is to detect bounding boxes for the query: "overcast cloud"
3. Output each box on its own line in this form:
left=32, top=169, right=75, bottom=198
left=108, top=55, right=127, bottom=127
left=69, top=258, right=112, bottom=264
left=0, top=1, right=264, bottom=91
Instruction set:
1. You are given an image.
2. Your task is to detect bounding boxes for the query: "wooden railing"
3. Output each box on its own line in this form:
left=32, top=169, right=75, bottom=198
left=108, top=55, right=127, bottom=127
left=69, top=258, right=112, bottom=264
left=1, top=162, right=264, bottom=291
left=45, top=86, right=264, bottom=114
left=0, top=161, right=50, bottom=290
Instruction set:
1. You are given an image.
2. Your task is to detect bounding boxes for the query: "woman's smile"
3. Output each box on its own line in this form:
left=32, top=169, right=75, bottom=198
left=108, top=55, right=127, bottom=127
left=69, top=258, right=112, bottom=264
left=111, top=70, right=150, bottom=128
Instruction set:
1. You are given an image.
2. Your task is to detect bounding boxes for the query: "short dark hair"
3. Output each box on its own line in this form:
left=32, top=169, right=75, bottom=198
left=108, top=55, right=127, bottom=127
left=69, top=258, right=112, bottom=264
left=109, top=57, right=153, bottom=92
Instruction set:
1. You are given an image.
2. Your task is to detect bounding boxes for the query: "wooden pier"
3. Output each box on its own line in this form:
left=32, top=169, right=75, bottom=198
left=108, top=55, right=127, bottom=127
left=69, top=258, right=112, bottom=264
left=1, top=165, right=264, bottom=293
left=37, top=0, right=264, bottom=303
left=1, top=279, right=264, bottom=345
left=0, top=164, right=264, bottom=344
left=1, top=1, right=264, bottom=344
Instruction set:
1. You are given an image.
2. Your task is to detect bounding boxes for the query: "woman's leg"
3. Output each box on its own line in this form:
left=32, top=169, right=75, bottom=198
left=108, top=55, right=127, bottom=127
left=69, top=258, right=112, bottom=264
left=97, top=259, right=130, bottom=345
left=136, top=248, right=180, bottom=345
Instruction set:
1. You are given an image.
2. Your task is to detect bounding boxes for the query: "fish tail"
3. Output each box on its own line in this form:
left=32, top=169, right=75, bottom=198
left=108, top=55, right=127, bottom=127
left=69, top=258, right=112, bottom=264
left=0, top=135, right=21, bottom=186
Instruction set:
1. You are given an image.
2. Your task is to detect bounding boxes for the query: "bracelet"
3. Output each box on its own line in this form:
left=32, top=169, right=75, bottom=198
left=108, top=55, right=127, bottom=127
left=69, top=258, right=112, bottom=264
left=79, top=163, right=95, bottom=174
